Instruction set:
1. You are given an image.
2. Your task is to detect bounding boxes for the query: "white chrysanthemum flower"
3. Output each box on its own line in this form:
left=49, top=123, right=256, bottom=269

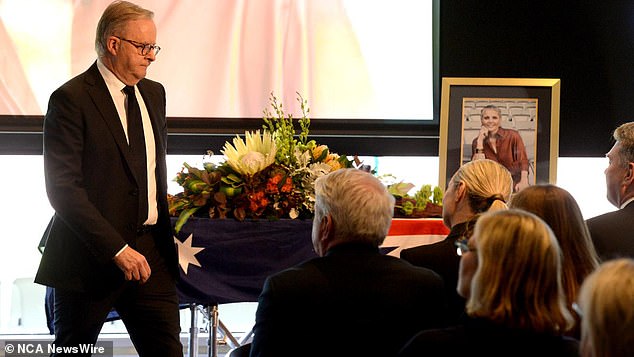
left=294, top=147, right=312, bottom=170
left=221, top=130, right=277, bottom=176
left=308, top=162, right=333, bottom=178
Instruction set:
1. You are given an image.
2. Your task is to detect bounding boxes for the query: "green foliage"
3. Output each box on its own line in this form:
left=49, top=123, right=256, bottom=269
left=432, top=186, right=444, bottom=205
left=262, top=92, right=312, bottom=167
left=391, top=183, right=444, bottom=217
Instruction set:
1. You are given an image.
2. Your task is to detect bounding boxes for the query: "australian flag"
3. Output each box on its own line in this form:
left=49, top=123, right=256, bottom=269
left=173, top=217, right=318, bottom=305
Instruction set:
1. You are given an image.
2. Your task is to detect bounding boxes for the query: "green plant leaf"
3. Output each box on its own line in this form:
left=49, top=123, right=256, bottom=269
left=174, top=207, right=200, bottom=234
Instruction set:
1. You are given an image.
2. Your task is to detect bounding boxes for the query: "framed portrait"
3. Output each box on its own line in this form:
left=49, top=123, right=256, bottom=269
left=438, top=77, right=560, bottom=192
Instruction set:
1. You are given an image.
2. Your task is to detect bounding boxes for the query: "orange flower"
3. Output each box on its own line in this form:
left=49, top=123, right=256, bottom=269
left=280, top=177, right=293, bottom=193
left=325, top=154, right=343, bottom=171
left=312, top=145, right=329, bottom=161
left=249, top=191, right=268, bottom=212
left=270, top=174, right=283, bottom=184
left=266, top=181, right=278, bottom=193
left=266, top=173, right=283, bottom=193
left=249, top=200, right=259, bottom=213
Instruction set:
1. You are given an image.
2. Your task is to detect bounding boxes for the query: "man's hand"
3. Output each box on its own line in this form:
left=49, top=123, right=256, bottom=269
left=113, top=246, right=151, bottom=283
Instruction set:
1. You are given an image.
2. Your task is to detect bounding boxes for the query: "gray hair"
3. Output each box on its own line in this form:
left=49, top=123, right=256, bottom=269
left=314, top=168, right=395, bottom=246
left=95, top=1, right=154, bottom=58
left=613, top=122, right=634, bottom=166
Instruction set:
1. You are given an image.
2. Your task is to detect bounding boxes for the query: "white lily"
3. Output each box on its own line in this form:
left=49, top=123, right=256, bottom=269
left=221, top=130, right=277, bottom=176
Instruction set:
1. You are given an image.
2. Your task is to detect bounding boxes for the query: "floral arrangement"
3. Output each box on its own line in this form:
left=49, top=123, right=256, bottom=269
left=168, top=93, right=353, bottom=232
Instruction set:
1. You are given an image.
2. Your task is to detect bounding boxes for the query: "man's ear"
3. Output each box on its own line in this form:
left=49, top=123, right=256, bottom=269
left=106, top=36, right=119, bottom=55
left=624, top=162, right=634, bottom=185
left=319, top=214, right=333, bottom=242
left=313, top=214, right=333, bottom=256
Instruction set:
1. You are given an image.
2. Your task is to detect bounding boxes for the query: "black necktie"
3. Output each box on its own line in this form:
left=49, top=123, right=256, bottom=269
left=123, top=85, right=148, bottom=224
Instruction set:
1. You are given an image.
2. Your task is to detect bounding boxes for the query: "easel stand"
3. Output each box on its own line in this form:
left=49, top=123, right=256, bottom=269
left=187, top=303, right=242, bottom=357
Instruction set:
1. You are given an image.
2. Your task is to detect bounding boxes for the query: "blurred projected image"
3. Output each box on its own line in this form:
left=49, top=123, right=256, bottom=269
left=0, top=0, right=432, bottom=120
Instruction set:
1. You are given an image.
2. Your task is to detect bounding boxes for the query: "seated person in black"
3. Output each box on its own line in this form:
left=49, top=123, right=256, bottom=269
left=250, top=168, right=447, bottom=357
left=400, top=159, right=512, bottom=324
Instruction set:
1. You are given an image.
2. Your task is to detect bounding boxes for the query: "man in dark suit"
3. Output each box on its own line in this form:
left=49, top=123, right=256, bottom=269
left=587, top=122, right=634, bottom=260
left=250, top=168, right=447, bottom=357
left=35, top=1, right=182, bottom=356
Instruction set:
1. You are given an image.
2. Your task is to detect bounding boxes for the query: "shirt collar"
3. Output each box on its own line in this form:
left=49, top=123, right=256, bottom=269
left=493, top=126, right=508, bottom=139
left=620, top=197, right=634, bottom=209
left=97, top=59, right=128, bottom=93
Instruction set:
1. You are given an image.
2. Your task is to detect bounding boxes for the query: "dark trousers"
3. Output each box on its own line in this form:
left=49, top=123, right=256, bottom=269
left=52, top=231, right=182, bottom=356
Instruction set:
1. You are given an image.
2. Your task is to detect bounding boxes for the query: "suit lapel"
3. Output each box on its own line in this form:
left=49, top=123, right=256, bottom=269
left=84, top=63, right=143, bottom=185
left=84, top=63, right=132, bottom=160
left=84, top=63, right=167, bottom=193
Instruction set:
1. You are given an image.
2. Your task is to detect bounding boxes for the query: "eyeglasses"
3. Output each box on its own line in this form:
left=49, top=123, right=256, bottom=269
left=114, top=36, right=161, bottom=56
left=455, top=237, right=475, bottom=257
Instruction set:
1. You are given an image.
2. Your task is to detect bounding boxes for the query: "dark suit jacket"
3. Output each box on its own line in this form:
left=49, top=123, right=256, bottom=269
left=250, top=242, right=447, bottom=357
left=400, top=222, right=467, bottom=324
left=586, top=201, right=634, bottom=261
left=35, top=62, right=178, bottom=296
left=399, top=317, right=579, bottom=357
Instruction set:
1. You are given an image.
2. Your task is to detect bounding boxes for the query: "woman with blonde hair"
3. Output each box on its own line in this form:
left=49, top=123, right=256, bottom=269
left=578, top=258, right=634, bottom=357
left=401, top=159, right=512, bottom=323
left=510, top=184, right=599, bottom=336
left=400, top=210, right=578, bottom=356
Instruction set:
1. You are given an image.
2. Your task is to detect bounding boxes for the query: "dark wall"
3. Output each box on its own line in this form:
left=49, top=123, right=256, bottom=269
left=439, top=1, right=634, bottom=157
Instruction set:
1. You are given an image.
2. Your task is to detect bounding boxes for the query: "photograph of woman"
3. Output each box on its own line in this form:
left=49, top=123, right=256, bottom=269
left=470, top=104, right=531, bottom=192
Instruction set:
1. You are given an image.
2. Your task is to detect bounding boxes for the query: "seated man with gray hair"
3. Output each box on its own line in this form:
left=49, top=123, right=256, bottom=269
left=250, top=168, right=447, bottom=357
left=587, top=121, right=634, bottom=259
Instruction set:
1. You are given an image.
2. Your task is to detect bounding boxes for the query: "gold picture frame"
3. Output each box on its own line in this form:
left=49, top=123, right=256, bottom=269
left=438, top=77, right=560, bottom=190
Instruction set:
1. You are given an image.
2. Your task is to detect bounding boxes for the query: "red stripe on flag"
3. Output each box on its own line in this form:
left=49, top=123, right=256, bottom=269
left=387, top=218, right=450, bottom=236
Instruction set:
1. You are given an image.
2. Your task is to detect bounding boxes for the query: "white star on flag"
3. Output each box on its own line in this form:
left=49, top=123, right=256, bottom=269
left=174, top=234, right=204, bottom=274
left=380, top=234, right=448, bottom=257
